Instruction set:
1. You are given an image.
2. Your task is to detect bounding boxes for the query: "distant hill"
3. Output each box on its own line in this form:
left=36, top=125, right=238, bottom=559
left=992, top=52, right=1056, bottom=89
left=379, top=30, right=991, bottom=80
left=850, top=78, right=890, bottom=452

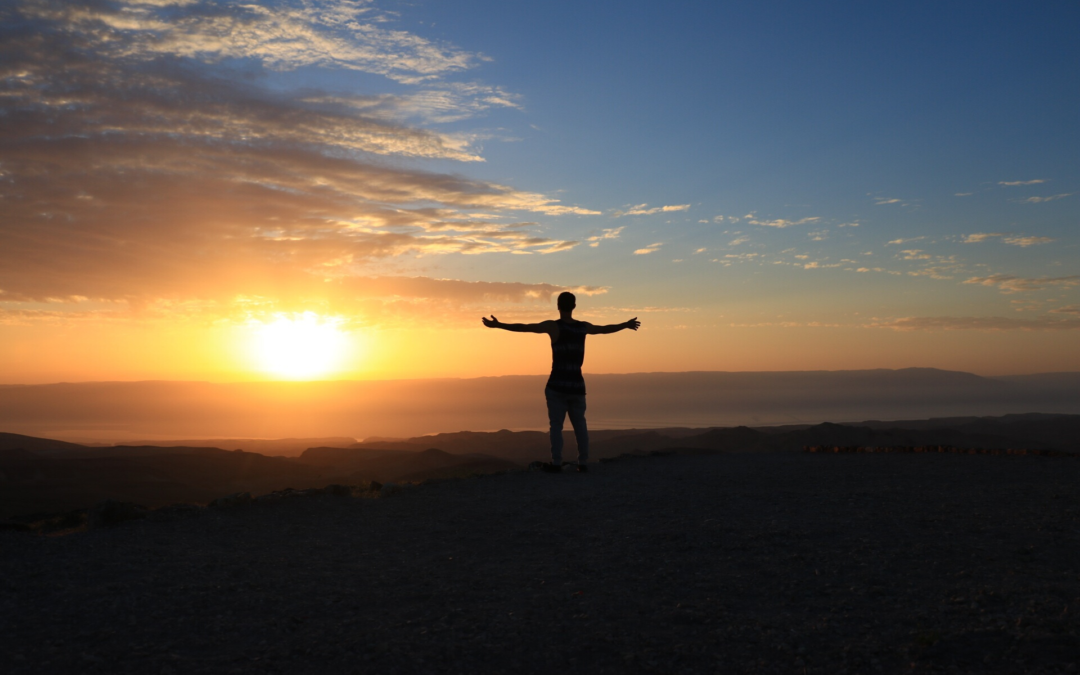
left=0, top=432, right=88, bottom=456
left=1, top=369, right=1077, bottom=440
left=1, top=412, right=1078, bottom=519
left=101, top=438, right=359, bottom=457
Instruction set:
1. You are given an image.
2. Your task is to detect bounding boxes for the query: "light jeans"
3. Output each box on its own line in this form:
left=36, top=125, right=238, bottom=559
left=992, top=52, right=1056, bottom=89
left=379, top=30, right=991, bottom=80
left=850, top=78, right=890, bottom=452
left=545, top=387, right=588, bottom=465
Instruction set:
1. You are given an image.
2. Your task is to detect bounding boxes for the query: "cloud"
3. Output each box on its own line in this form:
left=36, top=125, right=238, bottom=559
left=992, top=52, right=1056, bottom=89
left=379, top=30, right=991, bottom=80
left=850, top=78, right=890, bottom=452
left=963, top=275, right=1080, bottom=294
left=954, top=192, right=973, bottom=197
left=879, top=316, right=1080, bottom=331
left=906, top=267, right=954, bottom=280
left=339, top=276, right=607, bottom=304
left=1051, top=305, right=1080, bottom=316
left=586, top=227, right=625, bottom=247
left=899, top=250, right=931, bottom=260
left=885, top=237, right=924, bottom=246
left=311, top=82, right=523, bottom=125
left=1003, top=236, right=1054, bottom=247
left=1021, top=194, right=1073, bottom=203
left=634, top=243, right=664, bottom=255
left=837, top=222, right=860, bottom=227
left=0, top=276, right=610, bottom=328
left=999, top=179, right=1046, bottom=186
left=0, top=0, right=599, bottom=313
left=961, top=233, right=1053, bottom=247
left=748, top=216, right=820, bottom=229
left=613, top=204, right=691, bottom=217
left=728, top=236, right=750, bottom=246
left=50, top=0, right=482, bottom=85
left=962, top=233, right=1005, bottom=243
left=874, top=198, right=902, bottom=205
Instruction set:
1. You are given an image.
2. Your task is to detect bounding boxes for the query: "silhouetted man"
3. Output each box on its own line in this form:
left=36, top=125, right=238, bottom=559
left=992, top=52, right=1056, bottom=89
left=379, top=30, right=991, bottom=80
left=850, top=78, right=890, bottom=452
left=482, top=292, right=640, bottom=473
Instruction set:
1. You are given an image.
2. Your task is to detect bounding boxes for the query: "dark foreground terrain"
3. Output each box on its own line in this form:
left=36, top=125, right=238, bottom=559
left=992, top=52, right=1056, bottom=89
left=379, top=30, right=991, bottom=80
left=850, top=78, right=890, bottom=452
left=3, top=451, right=1079, bottom=674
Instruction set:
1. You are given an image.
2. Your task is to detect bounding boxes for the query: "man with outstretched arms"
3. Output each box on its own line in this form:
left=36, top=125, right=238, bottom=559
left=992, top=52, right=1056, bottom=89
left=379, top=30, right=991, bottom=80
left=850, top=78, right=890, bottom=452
left=482, top=291, right=640, bottom=473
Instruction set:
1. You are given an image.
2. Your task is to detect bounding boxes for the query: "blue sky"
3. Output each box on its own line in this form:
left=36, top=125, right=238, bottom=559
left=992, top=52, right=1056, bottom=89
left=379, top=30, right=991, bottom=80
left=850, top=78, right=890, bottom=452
left=0, top=0, right=1078, bottom=381
left=410, top=1, right=1080, bottom=323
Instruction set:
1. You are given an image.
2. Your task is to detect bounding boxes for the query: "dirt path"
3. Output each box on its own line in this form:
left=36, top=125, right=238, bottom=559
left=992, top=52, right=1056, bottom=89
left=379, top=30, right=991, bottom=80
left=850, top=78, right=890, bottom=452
left=3, top=451, right=1079, bottom=674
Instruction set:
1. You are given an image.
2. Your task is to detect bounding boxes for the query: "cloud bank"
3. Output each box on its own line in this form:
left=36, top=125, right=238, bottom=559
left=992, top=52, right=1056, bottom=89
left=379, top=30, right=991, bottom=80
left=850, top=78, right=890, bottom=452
left=0, top=0, right=597, bottom=320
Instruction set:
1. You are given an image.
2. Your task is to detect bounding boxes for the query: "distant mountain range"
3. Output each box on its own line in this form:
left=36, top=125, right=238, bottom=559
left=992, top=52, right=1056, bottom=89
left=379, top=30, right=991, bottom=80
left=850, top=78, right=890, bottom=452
left=1, top=368, right=1078, bottom=441
left=2, top=412, right=1077, bottom=520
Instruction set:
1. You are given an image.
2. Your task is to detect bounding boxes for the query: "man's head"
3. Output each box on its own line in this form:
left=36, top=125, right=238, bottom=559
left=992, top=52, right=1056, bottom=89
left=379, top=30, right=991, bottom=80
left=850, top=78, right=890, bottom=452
left=557, top=291, right=576, bottom=312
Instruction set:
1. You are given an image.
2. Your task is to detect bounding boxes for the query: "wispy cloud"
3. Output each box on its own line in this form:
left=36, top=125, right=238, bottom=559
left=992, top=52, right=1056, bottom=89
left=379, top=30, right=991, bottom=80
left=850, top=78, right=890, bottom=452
left=747, top=216, right=820, bottom=229
left=961, top=233, right=1054, bottom=247
left=633, top=243, right=664, bottom=255
left=879, top=316, right=1080, bottom=331
left=886, top=237, right=925, bottom=246
left=1021, top=193, right=1073, bottom=203
left=1004, top=236, right=1055, bottom=247
left=954, top=192, right=973, bottom=197
left=899, top=250, right=931, bottom=260
left=61, top=0, right=483, bottom=84
left=962, top=233, right=1005, bottom=243
left=613, top=204, right=691, bottom=217
left=0, top=0, right=599, bottom=313
left=874, top=197, right=902, bottom=205
left=586, top=227, right=625, bottom=247
left=963, top=275, right=1080, bottom=294
left=999, top=179, right=1046, bottom=186
left=0, top=276, right=610, bottom=328
left=906, top=267, right=955, bottom=280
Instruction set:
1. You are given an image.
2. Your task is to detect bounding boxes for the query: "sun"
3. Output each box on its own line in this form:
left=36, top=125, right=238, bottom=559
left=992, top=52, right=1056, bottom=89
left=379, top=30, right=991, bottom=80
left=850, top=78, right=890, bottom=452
left=251, top=312, right=351, bottom=380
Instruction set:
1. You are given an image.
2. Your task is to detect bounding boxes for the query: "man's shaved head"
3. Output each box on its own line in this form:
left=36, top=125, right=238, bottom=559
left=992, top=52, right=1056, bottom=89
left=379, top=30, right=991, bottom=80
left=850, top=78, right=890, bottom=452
left=557, top=291, right=576, bottom=311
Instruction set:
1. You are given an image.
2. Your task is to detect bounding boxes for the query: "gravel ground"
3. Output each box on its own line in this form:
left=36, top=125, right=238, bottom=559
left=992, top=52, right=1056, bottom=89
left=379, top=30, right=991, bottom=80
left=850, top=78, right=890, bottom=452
left=2, top=451, right=1080, bottom=674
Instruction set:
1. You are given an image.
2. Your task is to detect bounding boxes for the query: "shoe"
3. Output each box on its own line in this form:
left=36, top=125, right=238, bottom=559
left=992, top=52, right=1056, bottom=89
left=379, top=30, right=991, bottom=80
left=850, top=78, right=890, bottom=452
left=541, top=462, right=562, bottom=473
left=576, top=464, right=588, bottom=473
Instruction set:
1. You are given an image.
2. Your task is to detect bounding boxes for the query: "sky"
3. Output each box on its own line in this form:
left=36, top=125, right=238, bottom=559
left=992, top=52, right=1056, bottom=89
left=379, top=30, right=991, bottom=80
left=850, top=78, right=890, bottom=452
left=1, top=0, right=1078, bottom=384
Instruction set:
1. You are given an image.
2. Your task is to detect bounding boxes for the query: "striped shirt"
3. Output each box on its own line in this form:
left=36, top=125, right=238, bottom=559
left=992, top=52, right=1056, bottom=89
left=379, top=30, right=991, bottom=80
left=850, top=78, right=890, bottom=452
left=546, top=319, right=588, bottom=395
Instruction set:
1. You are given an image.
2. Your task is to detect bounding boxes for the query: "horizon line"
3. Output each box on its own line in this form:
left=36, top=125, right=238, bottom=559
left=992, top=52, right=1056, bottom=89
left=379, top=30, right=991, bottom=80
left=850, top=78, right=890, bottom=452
left=2, top=367, right=1079, bottom=387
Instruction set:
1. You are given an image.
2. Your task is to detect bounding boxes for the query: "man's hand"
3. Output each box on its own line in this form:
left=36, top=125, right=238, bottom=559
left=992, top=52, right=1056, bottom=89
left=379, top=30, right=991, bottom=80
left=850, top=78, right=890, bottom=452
left=482, top=315, right=501, bottom=328
left=625, top=317, right=641, bottom=330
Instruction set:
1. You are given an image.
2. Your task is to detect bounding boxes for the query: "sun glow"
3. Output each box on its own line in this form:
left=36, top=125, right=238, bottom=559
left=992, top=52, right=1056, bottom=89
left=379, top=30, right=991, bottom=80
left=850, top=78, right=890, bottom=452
left=251, top=312, right=352, bottom=380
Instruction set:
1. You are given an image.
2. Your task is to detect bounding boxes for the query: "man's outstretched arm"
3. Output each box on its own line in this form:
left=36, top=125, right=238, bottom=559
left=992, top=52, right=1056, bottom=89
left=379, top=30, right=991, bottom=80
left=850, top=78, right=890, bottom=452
left=585, top=317, right=641, bottom=335
left=482, top=315, right=557, bottom=334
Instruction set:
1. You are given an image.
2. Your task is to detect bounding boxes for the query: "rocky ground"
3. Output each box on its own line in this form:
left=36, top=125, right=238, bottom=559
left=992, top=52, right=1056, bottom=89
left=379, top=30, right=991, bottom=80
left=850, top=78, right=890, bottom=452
left=2, top=450, right=1079, bottom=674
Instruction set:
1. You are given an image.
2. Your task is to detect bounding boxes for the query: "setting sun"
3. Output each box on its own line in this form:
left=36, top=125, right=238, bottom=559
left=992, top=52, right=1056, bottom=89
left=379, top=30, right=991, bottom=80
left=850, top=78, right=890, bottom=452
left=251, top=313, right=351, bottom=380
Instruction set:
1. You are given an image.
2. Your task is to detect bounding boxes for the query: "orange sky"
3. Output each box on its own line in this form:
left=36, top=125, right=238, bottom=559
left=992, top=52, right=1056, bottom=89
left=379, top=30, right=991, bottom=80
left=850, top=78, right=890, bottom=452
left=3, top=310, right=1079, bottom=385
left=1, top=1, right=1077, bottom=384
